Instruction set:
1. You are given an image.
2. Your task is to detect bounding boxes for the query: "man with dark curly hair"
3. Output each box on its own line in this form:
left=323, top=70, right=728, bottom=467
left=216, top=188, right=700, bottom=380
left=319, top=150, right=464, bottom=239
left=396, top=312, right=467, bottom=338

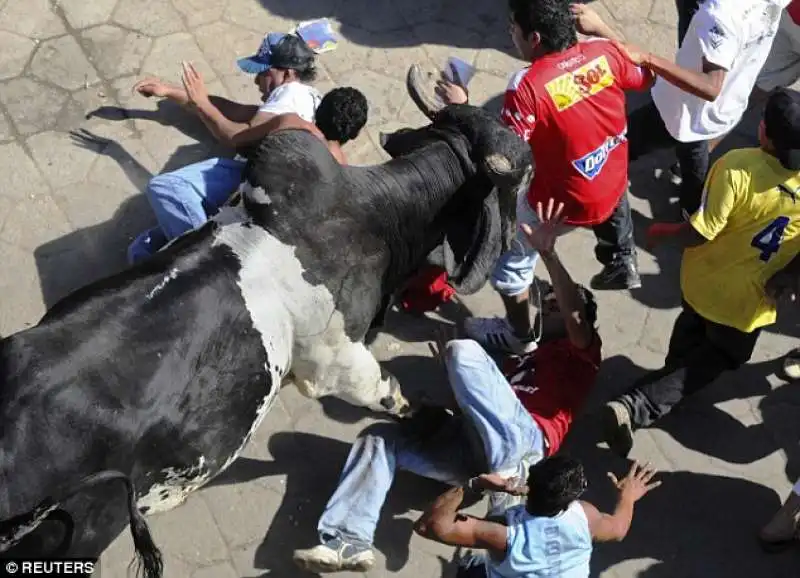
left=127, top=82, right=368, bottom=263
left=415, top=457, right=660, bottom=578
left=408, top=0, right=656, bottom=354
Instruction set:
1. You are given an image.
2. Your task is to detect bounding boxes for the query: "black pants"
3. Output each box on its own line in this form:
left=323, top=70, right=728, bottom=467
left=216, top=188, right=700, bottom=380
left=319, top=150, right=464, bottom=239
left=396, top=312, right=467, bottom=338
left=676, top=0, right=703, bottom=44
left=591, top=190, right=636, bottom=265
left=627, top=101, right=710, bottom=214
left=618, top=301, right=762, bottom=429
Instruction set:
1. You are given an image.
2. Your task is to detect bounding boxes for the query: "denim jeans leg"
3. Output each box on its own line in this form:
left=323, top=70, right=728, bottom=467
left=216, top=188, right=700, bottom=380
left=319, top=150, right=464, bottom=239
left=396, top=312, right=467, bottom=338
left=445, top=339, right=545, bottom=474
left=316, top=421, right=476, bottom=549
left=627, top=101, right=675, bottom=163
left=145, top=157, right=246, bottom=240
left=591, top=189, right=636, bottom=266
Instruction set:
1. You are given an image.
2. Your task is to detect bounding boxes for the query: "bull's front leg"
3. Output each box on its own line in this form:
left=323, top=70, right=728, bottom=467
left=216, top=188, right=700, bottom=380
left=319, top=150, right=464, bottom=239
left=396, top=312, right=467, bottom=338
left=292, top=340, right=413, bottom=417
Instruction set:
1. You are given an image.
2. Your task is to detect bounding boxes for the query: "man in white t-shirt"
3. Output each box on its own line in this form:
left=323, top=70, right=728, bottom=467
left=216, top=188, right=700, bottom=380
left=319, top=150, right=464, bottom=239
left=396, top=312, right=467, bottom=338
left=574, top=0, right=791, bottom=216
left=127, top=33, right=322, bottom=264
left=754, top=1, right=800, bottom=95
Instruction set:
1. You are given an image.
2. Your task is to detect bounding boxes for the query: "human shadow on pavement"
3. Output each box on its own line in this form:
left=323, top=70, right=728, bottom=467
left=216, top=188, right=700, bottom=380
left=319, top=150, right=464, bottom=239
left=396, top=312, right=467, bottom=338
left=208, top=431, right=456, bottom=576
left=32, top=126, right=217, bottom=308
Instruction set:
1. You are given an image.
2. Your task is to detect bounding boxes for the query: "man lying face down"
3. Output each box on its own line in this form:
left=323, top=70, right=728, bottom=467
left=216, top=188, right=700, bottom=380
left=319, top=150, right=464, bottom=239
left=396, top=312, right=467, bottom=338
left=129, top=86, right=368, bottom=264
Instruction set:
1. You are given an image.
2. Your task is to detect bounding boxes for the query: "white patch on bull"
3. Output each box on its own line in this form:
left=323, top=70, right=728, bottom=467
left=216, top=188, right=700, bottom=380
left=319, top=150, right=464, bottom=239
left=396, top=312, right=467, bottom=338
left=145, top=267, right=179, bottom=300
left=208, top=205, right=404, bottom=413
left=137, top=456, right=211, bottom=514
left=0, top=504, right=58, bottom=552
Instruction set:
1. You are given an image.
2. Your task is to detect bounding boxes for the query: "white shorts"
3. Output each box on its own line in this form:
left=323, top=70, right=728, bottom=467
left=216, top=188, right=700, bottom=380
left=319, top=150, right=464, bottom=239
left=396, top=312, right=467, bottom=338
left=756, top=10, right=800, bottom=92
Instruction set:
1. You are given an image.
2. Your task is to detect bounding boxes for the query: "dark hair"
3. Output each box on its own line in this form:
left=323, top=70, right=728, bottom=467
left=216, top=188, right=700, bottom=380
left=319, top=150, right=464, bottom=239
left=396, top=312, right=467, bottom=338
left=526, top=455, right=588, bottom=516
left=537, top=279, right=598, bottom=327
left=292, top=64, right=318, bottom=83
left=315, top=87, right=369, bottom=144
left=508, top=0, right=578, bottom=53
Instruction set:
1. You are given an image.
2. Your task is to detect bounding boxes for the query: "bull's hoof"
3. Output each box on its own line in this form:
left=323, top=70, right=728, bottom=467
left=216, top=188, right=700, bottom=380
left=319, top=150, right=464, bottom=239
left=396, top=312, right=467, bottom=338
left=406, top=64, right=444, bottom=121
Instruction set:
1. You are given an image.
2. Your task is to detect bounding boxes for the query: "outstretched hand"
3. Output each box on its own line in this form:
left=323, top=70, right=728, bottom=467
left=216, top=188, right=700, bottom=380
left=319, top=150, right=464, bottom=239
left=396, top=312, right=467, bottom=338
left=132, top=77, right=173, bottom=98
left=181, top=61, right=210, bottom=107
left=608, top=461, right=661, bottom=503
left=435, top=62, right=469, bottom=105
left=520, top=198, right=566, bottom=256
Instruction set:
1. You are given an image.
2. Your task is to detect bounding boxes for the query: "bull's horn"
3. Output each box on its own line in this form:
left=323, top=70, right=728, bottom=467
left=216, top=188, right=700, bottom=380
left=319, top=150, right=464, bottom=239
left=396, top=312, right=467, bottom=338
left=406, top=64, right=444, bottom=121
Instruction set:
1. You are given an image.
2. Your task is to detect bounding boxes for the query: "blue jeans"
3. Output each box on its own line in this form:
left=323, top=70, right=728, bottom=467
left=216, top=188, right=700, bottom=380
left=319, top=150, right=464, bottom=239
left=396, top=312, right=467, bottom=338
left=127, top=156, right=246, bottom=264
left=316, top=339, right=545, bottom=548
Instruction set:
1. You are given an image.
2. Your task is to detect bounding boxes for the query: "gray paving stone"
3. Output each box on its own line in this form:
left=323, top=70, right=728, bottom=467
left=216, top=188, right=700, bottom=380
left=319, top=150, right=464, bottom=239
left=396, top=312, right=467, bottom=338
left=191, top=562, right=238, bottom=578
left=80, top=25, right=153, bottom=80
left=201, top=481, right=285, bottom=550
left=194, top=21, right=262, bottom=78
left=0, top=0, right=66, bottom=40
left=172, top=0, right=228, bottom=29
left=58, top=0, right=119, bottom=30
left=139, top=32, right=217, bottom=85
left=334, top=0, right=406, bottom=34
left=333, top=69, right=406, bottom=127
left=30, top=35, right=101, bottom=91
left=0, top=240, right=44, bottom=335
left=0, top=31, right=36, bottom=81
left=415, top=22, right=483, bottom=73
left=222, top=0, right=295, bottom=35
left=320, top=26, right=429, bottom=82
left=0, top=141, right=48, bottom=200
left=0, top=194, right=72, bottom=251
left=27, top=130, right=104, bottom=188
left=112, top=0, right=186, bottom=36
left=146, top=494, right=231, bottom=567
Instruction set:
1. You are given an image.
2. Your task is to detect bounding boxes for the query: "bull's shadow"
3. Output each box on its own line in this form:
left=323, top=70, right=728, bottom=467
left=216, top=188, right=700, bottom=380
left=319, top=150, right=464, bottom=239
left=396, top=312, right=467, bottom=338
left=207, top=431, right=457, bottom=576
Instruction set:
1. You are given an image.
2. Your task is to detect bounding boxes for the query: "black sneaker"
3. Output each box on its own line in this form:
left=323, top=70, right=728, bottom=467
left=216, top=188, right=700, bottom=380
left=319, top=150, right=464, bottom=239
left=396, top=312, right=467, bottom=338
left=590, top=259, right=641, bottom=291
left=602, top=401, right=634, bottom=458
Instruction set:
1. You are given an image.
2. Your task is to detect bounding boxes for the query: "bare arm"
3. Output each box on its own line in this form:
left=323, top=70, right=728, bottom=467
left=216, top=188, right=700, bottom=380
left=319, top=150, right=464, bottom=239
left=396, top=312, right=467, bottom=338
left=583, top=462, right=661, bottom=542
left=193, top=102, right=275, bottom=148
left=640, top=53, right=726, bottom=102
left=540, top=250, right=594, bottom=350
left=646, top=221, right=708, bottom=250
left=413, top=486, right=508, bottom=555
left=134, top=79, right=260, bottom=123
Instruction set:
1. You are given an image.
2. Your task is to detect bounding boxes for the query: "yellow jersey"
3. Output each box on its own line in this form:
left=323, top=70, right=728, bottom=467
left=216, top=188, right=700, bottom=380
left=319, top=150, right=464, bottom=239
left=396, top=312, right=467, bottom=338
left=682, top=148, right=800, bottom=333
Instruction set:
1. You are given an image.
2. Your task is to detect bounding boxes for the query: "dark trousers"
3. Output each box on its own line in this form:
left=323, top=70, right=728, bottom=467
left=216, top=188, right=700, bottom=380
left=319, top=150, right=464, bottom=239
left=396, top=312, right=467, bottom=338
left=592, top=190, right=636, bottom=265
left=627, top=101, right=710, bottom=214
left=456, top=557, right=488, bottom=578
left=618, top=301, right=762, bottom=429
left=676, top=0, right=703, bottom=44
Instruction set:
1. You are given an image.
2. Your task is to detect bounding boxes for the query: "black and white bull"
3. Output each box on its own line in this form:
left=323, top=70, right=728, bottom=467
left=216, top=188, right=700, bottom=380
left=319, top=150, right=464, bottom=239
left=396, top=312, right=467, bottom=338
left=0, top=105, right=531, bottom=576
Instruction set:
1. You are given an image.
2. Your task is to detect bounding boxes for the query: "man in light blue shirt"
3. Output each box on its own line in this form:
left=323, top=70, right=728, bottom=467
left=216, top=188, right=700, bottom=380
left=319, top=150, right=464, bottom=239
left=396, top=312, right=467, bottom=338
left=414, top=457, right=660, bottom=577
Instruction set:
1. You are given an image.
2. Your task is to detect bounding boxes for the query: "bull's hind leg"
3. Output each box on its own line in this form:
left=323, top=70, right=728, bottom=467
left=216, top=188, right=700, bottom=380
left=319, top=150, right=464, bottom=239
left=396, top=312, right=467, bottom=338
left=294, top=341, right=412, bottom=417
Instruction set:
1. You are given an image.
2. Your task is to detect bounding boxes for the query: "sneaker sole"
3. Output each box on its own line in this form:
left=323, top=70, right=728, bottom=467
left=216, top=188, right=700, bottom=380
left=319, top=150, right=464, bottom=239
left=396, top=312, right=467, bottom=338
left=590, top=277, right=642, bottom=291
left=602, top=404, right=634, bottom=458
left=294, top=554, right=375, bottom=573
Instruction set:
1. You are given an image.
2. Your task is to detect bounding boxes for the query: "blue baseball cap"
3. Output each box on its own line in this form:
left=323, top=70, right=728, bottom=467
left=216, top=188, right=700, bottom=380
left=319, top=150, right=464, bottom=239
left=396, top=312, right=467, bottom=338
left=236, top=32, right=316, bottom=75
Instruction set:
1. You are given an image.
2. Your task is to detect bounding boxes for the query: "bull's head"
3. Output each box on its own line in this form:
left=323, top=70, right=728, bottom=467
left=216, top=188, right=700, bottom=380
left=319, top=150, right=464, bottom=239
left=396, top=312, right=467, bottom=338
left=380, top=104, right=533, bottom=293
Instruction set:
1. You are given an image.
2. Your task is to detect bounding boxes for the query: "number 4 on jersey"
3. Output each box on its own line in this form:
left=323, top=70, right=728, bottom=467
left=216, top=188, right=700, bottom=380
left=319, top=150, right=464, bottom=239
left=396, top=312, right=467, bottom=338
left=751, top=216, right=790, bottom=262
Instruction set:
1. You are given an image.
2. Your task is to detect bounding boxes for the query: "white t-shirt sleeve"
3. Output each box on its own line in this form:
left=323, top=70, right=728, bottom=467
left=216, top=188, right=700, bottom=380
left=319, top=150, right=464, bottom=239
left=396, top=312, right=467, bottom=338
left=257, top=82, right=322, bottom=123
left=695, top=6, right=741, bottom=71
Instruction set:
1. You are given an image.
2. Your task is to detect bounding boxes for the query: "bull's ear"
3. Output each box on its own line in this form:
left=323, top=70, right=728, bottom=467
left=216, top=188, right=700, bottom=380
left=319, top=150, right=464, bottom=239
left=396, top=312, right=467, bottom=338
left=379, top=128, right=419, bottom=158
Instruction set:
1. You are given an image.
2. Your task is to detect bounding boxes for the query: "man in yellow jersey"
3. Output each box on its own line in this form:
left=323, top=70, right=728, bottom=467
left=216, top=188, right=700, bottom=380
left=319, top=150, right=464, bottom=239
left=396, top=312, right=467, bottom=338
left=601, top=87, right=800, bottom=457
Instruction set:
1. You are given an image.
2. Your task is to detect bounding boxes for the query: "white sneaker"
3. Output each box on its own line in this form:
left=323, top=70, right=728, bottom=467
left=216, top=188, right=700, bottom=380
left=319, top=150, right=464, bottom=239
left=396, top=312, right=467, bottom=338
left=463, top=317, right=538, bottom=355
left=293, top=542, right=375, bottom=573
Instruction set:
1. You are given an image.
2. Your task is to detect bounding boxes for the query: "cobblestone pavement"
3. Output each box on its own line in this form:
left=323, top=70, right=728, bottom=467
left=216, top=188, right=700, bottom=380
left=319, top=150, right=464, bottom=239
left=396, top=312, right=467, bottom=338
left=0, top=0, right=798, bottom=576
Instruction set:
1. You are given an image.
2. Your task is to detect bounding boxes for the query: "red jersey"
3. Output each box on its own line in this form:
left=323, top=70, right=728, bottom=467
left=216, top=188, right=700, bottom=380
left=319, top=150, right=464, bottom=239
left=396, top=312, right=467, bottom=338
left=502, top=337, right=602, bottom=456
left=501, top=39, right=652, bottom=226
left=789, top=0, right=800, bottom=25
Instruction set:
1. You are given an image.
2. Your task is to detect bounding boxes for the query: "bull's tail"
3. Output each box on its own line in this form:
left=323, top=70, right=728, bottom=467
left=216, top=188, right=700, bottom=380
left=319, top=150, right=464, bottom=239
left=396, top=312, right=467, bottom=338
left=4, top=471, right=163, bottom=578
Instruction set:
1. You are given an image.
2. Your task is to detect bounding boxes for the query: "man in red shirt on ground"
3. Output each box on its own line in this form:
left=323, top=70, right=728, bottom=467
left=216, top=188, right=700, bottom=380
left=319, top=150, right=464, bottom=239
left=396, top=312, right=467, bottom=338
left=293, top=200, right=604, bottom=573
left=407, top=0, right=656, bottom=354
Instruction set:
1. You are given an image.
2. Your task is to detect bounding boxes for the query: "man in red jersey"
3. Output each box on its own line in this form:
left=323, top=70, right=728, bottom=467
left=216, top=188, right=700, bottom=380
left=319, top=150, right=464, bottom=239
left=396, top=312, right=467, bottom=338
left=407, top=0, right=655, bottom=354
left=293, top=200, right=602, bottom=573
